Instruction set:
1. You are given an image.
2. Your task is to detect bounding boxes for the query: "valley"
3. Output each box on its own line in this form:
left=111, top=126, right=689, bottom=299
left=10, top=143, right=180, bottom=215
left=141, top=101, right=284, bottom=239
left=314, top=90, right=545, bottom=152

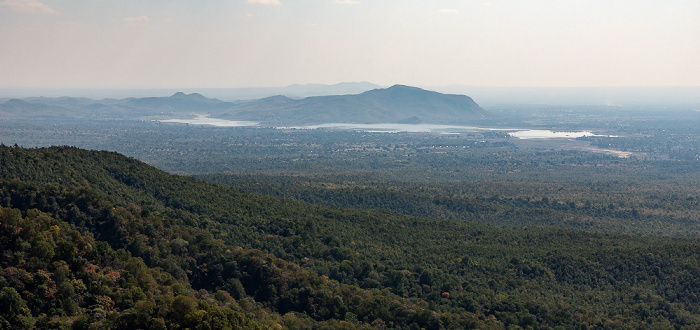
left=3, top=0, right=699, bottom=327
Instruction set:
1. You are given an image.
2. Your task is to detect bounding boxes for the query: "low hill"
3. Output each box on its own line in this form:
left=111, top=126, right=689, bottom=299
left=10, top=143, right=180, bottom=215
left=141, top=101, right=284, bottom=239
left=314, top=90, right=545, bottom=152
left=278, top=81, right=383, bottom=98
left=124, top=92, right=234, bottom=113
left=0, top=93, right=235, bottom=120
left=0, top=99, right=77, bottom=119
left=1, top=146, right=699, bottom=328
left=217, top=85, right=488, bottom=125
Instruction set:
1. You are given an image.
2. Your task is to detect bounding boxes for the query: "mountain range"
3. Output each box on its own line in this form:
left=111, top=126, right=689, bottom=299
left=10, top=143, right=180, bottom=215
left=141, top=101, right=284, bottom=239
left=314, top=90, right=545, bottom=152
left=0, top=85, right=487, bottom=125
left=0, top=92, right=236, bottom=119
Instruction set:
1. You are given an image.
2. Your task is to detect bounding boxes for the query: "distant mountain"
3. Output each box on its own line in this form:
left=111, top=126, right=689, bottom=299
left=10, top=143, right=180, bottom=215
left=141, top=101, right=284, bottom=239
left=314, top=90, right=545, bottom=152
left=23, top=96, right=101, bottom=108
left=0, top=86, right=487, bottom=124
left=217, top=85, right=488, bottom=125
left=0, top=92, right=236, bottom=119
left=0, top=99, right=77, bottom=118
left=192, top=81, right=384, bottom=100
left=282, top=81, right=383, bottom=97
left=125, top=92, right=234, bottom=113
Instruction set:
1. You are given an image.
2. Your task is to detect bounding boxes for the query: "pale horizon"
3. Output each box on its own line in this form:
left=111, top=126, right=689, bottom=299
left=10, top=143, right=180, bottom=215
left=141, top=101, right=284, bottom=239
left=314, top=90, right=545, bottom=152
left=1, top=0, right=699, bottom=89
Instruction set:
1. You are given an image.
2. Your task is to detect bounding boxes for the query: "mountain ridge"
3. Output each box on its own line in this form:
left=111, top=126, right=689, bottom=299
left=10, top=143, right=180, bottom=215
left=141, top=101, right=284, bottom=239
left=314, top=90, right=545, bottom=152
left=0, top=99, right=76, bottom=118
left=218, top=84, right=488, bottom=125
left=0, top=84, right=487, bottom=125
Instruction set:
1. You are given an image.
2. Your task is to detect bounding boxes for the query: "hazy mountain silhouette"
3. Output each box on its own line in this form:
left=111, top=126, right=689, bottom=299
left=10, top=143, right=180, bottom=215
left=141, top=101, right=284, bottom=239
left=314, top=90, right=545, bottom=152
left=0, top=85, right=487, bottom=124
left=1, top=93, right=235, bottom=119
left=218, top=85, right=487, bottom=125
left=125, top=92, right=234, bottom=112
left=0, top=99, right=76, bottom=118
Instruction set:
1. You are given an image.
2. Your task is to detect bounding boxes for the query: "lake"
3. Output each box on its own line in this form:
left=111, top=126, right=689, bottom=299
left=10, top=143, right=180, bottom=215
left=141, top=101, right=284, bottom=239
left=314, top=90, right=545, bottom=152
left=160, top=115, right=259, bottom=127
left=509, top=130, right=602, bottom=139
left=282, top=123, right=495, bottom=133
left=158, top=116, right=609, bottom=139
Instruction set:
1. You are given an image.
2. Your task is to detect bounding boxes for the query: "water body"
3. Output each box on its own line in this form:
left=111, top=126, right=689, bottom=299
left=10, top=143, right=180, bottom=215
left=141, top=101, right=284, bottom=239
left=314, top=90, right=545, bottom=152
left=509, top=130, right=603, bottom=139
left=160, top=115, right=259, bottom=127
left=283, top=123, right=494, bottom=134
left=158, top=116, right=609, bottom=139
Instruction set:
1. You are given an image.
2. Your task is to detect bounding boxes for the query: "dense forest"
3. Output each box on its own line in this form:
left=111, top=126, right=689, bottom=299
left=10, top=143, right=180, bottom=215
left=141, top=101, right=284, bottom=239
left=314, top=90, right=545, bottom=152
left=1, top=145, right=699, bottom=328
left=197, top=171, right=700, bottom=237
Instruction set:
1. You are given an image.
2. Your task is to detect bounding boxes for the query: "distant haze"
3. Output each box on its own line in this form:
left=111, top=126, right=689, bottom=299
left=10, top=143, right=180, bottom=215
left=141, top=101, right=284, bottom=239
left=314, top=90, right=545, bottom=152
left=432, top=86, right=700, bottom=107
left=1, top=1, right=698, bottom=89
left=2, top=84, right=700, bottom=108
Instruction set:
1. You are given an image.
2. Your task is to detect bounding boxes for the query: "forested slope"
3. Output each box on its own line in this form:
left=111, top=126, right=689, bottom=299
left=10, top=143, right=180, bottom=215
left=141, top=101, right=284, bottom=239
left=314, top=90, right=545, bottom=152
left=1, top=145, right=699, bottom=328
left=0, top=206, right=272, bottom=329
left=198, top=173, right=700, bottom=236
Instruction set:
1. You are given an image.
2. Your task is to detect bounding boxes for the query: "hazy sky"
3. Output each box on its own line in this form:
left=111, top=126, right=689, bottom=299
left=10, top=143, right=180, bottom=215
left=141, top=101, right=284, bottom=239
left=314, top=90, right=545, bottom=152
left=1, top=0, right=699, bottom=89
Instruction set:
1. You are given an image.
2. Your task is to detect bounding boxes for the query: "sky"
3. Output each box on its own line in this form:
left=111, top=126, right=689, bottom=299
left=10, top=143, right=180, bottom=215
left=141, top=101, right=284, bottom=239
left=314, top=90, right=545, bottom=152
left=1, top=0, right=699, bottom=89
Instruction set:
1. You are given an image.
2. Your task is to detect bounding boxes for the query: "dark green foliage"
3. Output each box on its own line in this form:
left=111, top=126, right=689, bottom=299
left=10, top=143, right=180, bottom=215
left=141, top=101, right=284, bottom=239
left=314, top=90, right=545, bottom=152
left=0, top=145, right=699, bottom=328
left=0, top=206, right=273, bottom=329
left=200, top=172, right=700, bottom=236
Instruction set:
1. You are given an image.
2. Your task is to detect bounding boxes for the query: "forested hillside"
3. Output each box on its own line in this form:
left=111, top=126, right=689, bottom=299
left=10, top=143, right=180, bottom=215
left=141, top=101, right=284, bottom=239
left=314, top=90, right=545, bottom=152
left=198, top=172, right=700, bottom=236
left=1, top=145, right=699, bottom=328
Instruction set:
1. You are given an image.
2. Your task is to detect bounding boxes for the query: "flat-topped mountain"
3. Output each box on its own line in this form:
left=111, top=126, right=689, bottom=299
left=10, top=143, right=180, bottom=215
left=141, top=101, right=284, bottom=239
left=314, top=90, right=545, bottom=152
left=217, top=85, right=488, bottom=125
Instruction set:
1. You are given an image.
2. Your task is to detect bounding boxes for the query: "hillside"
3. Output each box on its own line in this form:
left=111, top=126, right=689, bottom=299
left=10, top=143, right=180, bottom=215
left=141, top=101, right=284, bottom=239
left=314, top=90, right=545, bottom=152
left=0, top=206, right=271, bottom=329
left=0, top=99, right=77, bottom=119
left=0, top=93, right=235, bottom=120
left=217, top=85, right=488, bottom=125
left=197, top=171, right=700, bottom=237
left=124, top=92, right=233, bottom=113
left=1, top=146, right=699, bottom=328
